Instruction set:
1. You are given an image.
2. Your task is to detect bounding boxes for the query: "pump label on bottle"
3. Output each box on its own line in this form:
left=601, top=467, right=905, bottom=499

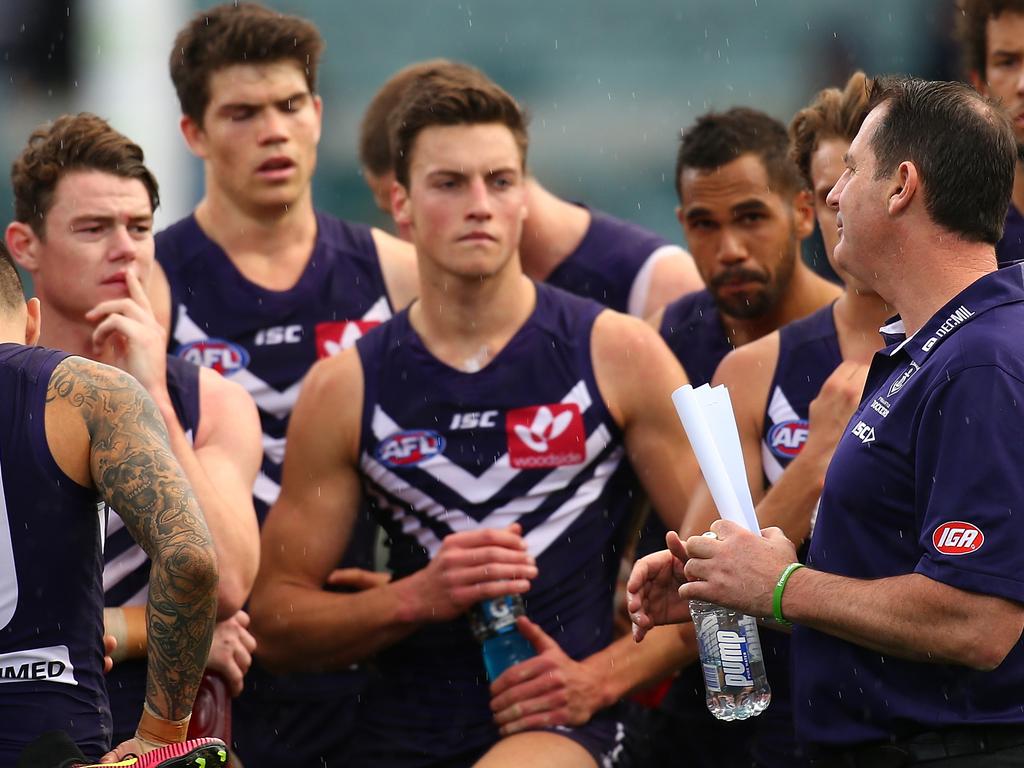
left=716, top=630, right=754, bottom=687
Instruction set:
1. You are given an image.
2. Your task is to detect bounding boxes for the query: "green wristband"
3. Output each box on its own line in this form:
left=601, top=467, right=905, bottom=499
left=772, top=562, right=805, bottom=627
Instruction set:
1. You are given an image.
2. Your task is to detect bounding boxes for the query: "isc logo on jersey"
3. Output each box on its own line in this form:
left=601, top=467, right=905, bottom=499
left=768, top=419, right=809, bottom=459
left=932, top=521, right=985, bottom=556
left=315, top=321, right=382, bottom=359
left=176, top=339, right=250, bottom=375
left=506, top=404, right=585, bottom=469
left=376, top=429, right=446, bottom=467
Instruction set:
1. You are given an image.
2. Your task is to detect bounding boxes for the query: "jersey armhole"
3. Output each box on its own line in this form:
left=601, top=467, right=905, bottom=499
left=31, top=356, right=97, bottom=498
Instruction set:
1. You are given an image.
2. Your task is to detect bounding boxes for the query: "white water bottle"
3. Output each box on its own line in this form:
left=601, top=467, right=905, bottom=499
left=689, top=599, right=771, bottom=721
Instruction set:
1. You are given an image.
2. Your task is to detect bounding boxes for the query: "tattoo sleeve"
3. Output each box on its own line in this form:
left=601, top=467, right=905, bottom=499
left=47, top=357, right=218, bottom=720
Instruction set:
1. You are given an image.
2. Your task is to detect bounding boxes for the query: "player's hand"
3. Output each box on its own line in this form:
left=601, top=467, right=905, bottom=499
left=490, top=617, right=603, bottom=734
left=626, top=532, right=691, bottom=642
left=679, top=520, right=799, bottom=616
left=325, top=567, right=391, bottom=591
left=406, top=523, right=537, bottom=623
left=101, top=735, right=166, bottom=762
left=86, top=270, right=169, bottom=393
left=803, top=360, right=869, bottom=461
left=205, top=610, right=257, bottom=696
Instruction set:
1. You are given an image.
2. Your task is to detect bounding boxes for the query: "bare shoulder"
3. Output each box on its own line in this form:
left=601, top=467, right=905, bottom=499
left=372, top=227, right=419, bottom=310
left=592, top=309, right=687, bottom=425
left=710, top=331, right=780, bottom=412
left=194, top=366, right=261, bottom=452
left=47, top=355, right=152, bottom=424
left=290, top=346, right=366, bottom=460
left=592, top=308, right=675, bottom=367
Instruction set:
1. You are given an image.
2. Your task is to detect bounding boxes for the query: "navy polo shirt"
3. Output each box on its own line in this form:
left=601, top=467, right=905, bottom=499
left=794, top=264, right=1024, bottom=747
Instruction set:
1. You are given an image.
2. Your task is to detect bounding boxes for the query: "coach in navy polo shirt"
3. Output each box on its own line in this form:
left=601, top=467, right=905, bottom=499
left=629, top=77, right=1024, bottom=766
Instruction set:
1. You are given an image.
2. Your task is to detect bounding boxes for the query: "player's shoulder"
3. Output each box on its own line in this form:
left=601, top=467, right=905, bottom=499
left=370, top=227, right=418, bottom=310
left=712, top=330, right=781, bottom=387
left=593, top=306, right=677, bottom=368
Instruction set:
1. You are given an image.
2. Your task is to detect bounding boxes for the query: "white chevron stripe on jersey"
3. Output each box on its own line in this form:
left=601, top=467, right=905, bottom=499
left=761, top=442, right=785, bottom=486
left=370, top=381, right=596, bottom=505
left=362, top=296, right=393, bottom=322
left=253, top=471, right=281, bottom=507
left=362, top=441, right=624, bottom=559
left=102, top=542, right=149, bottom=605
left=263, top=434, right=287, bottom=465
left=766, top=385, right=799, bottom=424
left=174, top=306, right=305, bottom=420
left=362, top=423, right=615, bottom=520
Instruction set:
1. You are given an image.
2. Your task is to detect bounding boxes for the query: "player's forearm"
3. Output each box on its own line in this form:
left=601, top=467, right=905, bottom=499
left=249, top=577, right=423, bottom=672
left=145, top=536, right=218, bottom=720
left=783, top=568, right=1019, bottom=670
left=155, top=399, right=259, bottom=617
left=581, top=625, right=697, bottom=707
left=753, top=447, right=829, bottom=545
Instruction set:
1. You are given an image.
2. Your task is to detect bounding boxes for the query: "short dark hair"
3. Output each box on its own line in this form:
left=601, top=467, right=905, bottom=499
left=361, top=59, right=490, bottom=177
left=170, top=2, right=324, bottom=125
left=675, top=107, right=807, bottom=202
left=390, top=72, right=529, bottom=188
left=866, top=76, right=1015, bottom=244
left=955, top=0, right=1024, bottom=79
left=789, top=71, right=873, bottom=188
left=11, top=113, right=159, bottom=237
left=0, top=242, right=26, bottom=315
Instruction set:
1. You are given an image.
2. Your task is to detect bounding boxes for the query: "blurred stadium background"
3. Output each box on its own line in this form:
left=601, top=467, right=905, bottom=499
left=0, top=0, right=959, bottom=261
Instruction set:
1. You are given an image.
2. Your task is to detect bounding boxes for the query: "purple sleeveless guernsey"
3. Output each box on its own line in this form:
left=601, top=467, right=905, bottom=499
left=157, top=210, right=391, bottom=765
left=0, top=345, right=109, bottom=762
left=546, top=206, right=688, bottom=316
left=349, top=283, right=637, bottom=767
left=103, top=356, right=201, bottom=743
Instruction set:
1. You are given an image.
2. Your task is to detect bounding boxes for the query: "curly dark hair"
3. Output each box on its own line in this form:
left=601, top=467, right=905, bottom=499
left=11, top=113, right=159, bottom=236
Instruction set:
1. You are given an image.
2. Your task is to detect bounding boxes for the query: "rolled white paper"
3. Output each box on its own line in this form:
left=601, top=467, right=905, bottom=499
left=696, top=385, right=760, bottom=534
left=671, top=384, right=759, bottom=535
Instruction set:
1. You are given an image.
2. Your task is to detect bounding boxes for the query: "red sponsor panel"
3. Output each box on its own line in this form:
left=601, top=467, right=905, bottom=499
left=506, top=403, right=585, bottom=469
left=932, top=521, right=984, bottom=555
left=315, top=320, right=381, bottom=359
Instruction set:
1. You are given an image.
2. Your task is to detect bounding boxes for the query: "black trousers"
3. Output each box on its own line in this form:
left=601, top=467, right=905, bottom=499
left=808, top=725, right=1024, bottom=767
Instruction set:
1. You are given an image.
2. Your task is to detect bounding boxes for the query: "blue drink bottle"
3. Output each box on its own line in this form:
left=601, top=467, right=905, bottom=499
left=469, top=594, right=536, bottom=680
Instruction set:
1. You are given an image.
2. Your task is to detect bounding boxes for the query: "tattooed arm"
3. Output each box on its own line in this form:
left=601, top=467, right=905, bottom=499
left=45, top=357, right=217, bottom=753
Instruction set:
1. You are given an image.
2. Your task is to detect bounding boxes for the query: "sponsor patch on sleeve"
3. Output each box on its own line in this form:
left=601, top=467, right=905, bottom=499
left=932, top=521, right=984, bottom=556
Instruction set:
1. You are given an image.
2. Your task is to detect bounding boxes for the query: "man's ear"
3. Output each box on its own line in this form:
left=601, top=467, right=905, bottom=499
left=180, top=115, right=208, bottom=159
left=792, top=188, right=816, bottom=240
left=392, top=180, right=412, bottom=230
left=887, top=161, right=919, bottom=217
left=6, top=221, right=41, bottom=273
left=24, top=297, right=41, bottom=346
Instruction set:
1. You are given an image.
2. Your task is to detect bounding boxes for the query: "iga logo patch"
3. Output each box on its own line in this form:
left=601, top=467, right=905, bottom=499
left=506, top=404, right=585, bottom=469
left=376, top=430, right=445, bottom=467
left=176, top=339, right=250, bottom=375
left=768, top=419, right=809, bottom=459
left=932, top=521, right=984, bottom=556
left=316, top=321, right=382, bottom=358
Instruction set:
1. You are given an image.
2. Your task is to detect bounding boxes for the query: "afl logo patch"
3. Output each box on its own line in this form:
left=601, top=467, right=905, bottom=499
left=767, top=419, right=809, bottom=459
left=932, top=521, right=984, bottom=556
left=175, top=339, right=250, bottom=375
left=376, top=430, right=446, bottom=467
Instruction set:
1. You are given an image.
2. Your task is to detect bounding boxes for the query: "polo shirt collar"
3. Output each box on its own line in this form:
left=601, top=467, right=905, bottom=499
left=875, top=264, right=1024, bottom=364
